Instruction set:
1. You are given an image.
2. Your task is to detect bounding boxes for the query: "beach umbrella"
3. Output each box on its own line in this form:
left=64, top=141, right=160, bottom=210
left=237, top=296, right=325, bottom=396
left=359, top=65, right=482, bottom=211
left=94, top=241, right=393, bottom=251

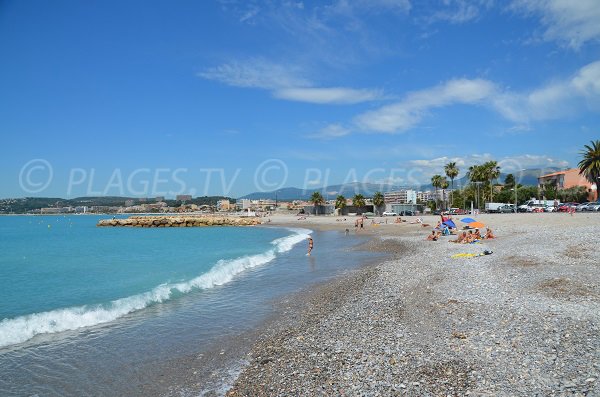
left=461, top=217, right=476, bottom=224
left=469, top=221, right=485, bottom=229
left=443, top=219, right=457, bottom=229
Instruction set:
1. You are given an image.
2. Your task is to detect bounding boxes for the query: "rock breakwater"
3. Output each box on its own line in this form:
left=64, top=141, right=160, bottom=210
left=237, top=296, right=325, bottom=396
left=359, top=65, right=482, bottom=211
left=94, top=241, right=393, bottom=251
left=97, top=216, right=261, bottom=227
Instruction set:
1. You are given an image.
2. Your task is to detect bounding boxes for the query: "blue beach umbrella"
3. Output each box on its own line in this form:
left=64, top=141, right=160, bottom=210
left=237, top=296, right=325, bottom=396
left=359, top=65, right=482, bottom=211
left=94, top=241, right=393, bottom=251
left=461, top=217, right=476, bottom=224
left=443, top=220, right=457, bottom=229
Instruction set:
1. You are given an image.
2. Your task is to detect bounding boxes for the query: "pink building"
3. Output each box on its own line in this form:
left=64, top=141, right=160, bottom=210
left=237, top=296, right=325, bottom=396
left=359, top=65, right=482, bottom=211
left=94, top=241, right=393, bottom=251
left=538, top=168, right=597, bottom=201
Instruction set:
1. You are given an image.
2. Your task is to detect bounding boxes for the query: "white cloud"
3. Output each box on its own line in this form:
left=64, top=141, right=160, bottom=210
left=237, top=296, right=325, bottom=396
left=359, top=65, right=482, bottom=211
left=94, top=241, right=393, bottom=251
left=308, top=123, right=352, bottom=139
left=198, top=59, right=309, bottom=90
left=491, top=60, right=600, bottom=122
left=355, top=78, right=496, bottom=133
left=308, top=124, right=352, bottom=140
left=426, top=0, right=492, bottom=24
left=510, top=0, right=600, bottom=49
left=351, top=60, right=600, bottom=135
left=199, top=59, right=382, bottom=105
left=275, top=87, right=382, bottom=104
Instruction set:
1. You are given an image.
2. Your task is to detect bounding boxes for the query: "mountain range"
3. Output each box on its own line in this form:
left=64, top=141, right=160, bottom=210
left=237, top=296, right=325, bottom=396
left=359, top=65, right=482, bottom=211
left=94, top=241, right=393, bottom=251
left=239, top=168, right=559, bottom=200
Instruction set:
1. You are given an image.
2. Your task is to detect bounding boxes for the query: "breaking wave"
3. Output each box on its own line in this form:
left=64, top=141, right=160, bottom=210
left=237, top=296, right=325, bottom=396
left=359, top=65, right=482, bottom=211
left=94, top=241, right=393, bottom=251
left=0, top=228, right=312, bottom=348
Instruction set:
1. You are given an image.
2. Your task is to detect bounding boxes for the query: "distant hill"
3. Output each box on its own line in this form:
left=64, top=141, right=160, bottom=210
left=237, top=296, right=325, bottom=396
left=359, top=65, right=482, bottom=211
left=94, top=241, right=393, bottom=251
left=239, top=182, right=408, bottom=201
left=240, top=168, right=561, bottom=200
left=0, top=196, right=232, bottom=214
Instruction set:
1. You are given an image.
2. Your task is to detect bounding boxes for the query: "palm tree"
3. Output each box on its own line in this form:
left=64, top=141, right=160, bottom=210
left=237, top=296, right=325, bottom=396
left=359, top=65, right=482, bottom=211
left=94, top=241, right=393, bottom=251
left=352, top=194, right=366, bottom=208
left=335, top=195, right=347, bottom=210
left=578, top=140, right=600, bottom=200
left=483, top=161, right=501, bottom=202
left=467, top=165, right=485, bottom=210
left=310, top=191, right=324, bottom=215
left=431, top=174, right=443, bottom=209
left=444, top=162, right=459, bottom=208
left=372, top=191, right=385, bottom=215
left=440, top=177, right=449, bottom=210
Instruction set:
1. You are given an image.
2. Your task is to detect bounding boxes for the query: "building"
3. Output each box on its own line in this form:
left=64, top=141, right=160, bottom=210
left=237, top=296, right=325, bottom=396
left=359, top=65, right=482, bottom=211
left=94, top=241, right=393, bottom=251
left=217, top=199, right=232, bottom=211
left=384, top=190, right=417, bottom=204
left=176, top=194, right=192, bottom=202
left=236, top=199, right=251, bottom=210
left=538, top=168, right=597, bottom=201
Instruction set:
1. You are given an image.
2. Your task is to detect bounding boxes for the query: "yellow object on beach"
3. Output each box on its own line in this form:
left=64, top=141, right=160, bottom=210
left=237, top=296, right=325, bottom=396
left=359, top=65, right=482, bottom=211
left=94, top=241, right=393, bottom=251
left=451, top=253, right=478, bottom=259
left=451, top=250, right=493, bottom=259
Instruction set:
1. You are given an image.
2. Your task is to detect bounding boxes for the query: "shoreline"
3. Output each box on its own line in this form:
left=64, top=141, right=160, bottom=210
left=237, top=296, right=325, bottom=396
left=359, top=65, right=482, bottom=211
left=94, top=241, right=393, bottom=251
left=225, top=213, right=600, bottom=396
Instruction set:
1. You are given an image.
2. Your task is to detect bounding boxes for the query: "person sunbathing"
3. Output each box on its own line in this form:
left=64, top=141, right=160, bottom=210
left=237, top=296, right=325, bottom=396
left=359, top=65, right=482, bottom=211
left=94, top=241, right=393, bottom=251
left=485, top=228, right=496, bottom=239
left=426, top=230, right=438, bottom=241
left=450, top=231, right=467, bottom=243
left=464, top=230, right=475, bottom=243
left=474, top=229, right=482, bottom=240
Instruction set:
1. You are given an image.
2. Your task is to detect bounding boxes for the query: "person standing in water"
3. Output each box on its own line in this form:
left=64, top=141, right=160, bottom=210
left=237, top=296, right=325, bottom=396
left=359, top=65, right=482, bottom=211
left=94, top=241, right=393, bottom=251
left=307, top=237, right=314, bottom=256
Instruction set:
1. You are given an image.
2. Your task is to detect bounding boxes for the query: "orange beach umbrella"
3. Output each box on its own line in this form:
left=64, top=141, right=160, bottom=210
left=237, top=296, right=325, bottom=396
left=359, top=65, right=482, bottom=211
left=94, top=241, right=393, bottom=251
left=469, top=221, right=486, bottom=229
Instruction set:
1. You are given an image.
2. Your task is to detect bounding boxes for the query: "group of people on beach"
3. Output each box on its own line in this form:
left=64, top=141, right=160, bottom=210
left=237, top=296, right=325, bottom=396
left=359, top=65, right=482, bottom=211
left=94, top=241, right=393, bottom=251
left=426, top=227, right=495, bottom=242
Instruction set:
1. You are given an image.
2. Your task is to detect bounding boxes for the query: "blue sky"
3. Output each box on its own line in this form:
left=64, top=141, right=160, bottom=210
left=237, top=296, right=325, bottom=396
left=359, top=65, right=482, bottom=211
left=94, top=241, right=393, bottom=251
left=1, top=0, right=599, bottom=198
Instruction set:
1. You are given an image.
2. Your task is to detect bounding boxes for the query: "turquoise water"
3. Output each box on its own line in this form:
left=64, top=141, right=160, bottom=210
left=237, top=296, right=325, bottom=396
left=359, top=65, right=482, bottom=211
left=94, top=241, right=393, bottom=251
left=0, top=215, right=307, bottom=347
left=0, top=215, right=376, bottom=396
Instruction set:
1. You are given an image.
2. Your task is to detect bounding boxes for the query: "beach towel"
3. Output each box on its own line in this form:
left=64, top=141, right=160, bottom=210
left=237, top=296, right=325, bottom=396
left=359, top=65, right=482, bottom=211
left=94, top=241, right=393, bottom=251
left=451, top=250, right=493, bottom=259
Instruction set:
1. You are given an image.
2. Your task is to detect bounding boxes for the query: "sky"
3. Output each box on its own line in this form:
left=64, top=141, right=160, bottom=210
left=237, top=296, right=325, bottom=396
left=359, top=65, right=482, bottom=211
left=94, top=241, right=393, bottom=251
left=1, top=0, right=599, bottom=198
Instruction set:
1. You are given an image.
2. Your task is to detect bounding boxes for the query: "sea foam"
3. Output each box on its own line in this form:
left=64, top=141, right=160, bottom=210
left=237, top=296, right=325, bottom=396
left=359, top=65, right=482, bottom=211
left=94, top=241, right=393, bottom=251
left=0, top=228, right=311, bottom=348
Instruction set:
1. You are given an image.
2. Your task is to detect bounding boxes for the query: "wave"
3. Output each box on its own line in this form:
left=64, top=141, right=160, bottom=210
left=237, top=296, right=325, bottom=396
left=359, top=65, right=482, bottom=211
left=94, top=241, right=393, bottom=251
left=0, top=228, right=312, bottom=348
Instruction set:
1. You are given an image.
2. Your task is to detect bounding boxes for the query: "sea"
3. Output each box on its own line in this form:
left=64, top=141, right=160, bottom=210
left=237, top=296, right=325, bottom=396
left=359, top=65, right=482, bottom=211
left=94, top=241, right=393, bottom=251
left=0, top=215, right=376, bottom=396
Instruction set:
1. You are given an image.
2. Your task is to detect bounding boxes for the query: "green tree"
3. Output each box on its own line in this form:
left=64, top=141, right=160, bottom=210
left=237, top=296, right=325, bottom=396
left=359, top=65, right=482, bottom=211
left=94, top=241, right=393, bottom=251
left=372, top=191, right=385, bottom=215
left=467, top=165, right=486, bottom=209
left=440, top=177, right=449, bottom=209
left=444, top=162, right=459, bottom=207
left=504, top=173, right=516, bottom=189
left=483, top=161, right=501, bottom=202
left=431, top=174, right=443, bottom=209
left=578, top=140, right=600, bottom=200
left=560, top=186, right=589, bottom=203
left=335, top=195, right=347, bottom=209
left=541, top=181, right=557, bottom=200
left=310, top=191, right=324, bottom=215
left=352, top=194, right=366, bottom=208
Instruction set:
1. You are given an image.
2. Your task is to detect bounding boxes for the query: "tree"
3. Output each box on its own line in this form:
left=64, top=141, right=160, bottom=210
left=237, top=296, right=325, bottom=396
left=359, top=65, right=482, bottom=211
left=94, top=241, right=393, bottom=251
left=352, top=194, right=366, bottom=207
left=335, top=195, right=347, bottom=209
left=578, top=140, right=600, bottom=200
left=431, top=174, right=443, bottom=209
left=467, top=166, right=486, bottom=209
left=352, top=194, right=366, bottom=208
left=372, top=191, right=385, bottom=215
left=483, top=161, right=501, bottom=202
left=310, top=191, right=324, bottom=215
left=444, top=162, right=459, bottom=208
left=440, top=177, right=449, bottom=209
left=504, top=173, right=516, bottom=189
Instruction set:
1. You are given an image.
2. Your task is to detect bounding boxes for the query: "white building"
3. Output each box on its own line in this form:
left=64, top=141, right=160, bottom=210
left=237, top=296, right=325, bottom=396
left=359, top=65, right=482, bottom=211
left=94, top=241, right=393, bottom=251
left=384, top=189, right=417, bottom=204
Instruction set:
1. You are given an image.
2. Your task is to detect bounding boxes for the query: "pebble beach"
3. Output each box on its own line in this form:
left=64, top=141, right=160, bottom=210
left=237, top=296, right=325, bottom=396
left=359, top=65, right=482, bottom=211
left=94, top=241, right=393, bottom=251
left=225, top=213, right=600, bottom=396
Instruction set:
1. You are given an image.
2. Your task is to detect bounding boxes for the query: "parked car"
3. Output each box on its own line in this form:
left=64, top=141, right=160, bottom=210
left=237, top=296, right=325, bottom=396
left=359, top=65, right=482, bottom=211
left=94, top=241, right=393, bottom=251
left=576, top=202, right=592, bottom=212
left=382, top=211, right=397, bottom=216
left=558, top=202, right=578, bottom=212
left=527, top=203, right=547, bottom=212
left=498, top=204, right=516, bottom=213
left=544, top=205, right=556, bottom=212
left=586, top=202, right=600, bottom=211
left=400, top=210, right=415, bottom=216
left=449, top=208, right=467, bottom=215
